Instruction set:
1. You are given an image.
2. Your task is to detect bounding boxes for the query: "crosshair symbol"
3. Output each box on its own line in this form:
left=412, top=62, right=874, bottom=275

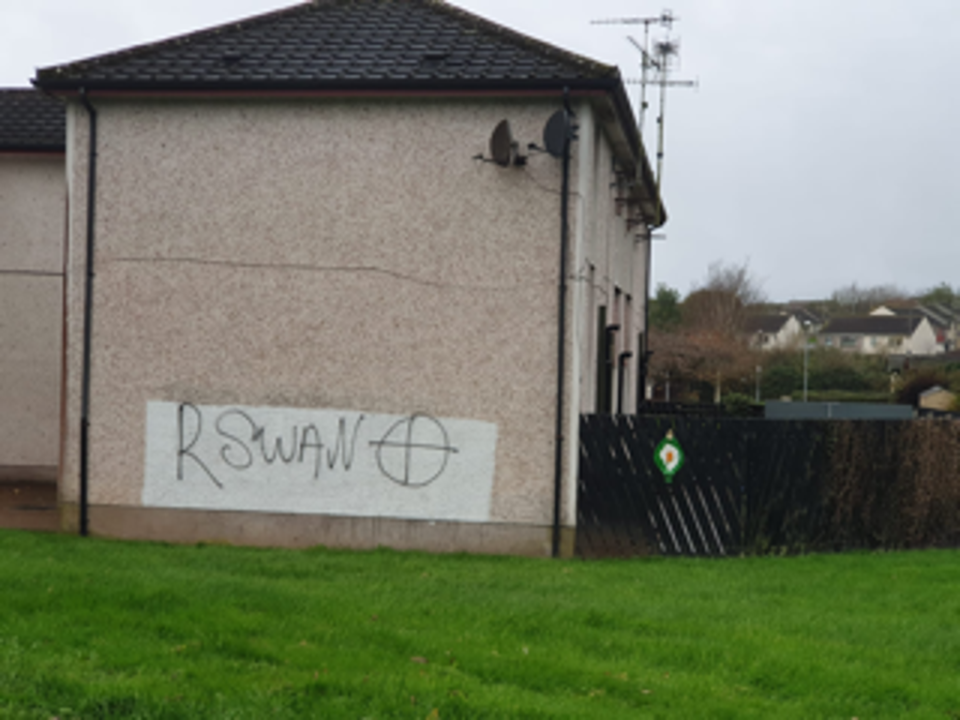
left=369, top=413, right=459, bottom=488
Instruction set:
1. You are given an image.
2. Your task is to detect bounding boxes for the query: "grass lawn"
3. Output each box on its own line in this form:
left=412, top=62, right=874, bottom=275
left=0, top=530, right=958, bottom=719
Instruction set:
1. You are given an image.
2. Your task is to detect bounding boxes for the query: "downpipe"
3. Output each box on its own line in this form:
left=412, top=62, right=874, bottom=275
left=78, top=88, right=98, bottom=537
left=552, top=89, right=575, bottom=558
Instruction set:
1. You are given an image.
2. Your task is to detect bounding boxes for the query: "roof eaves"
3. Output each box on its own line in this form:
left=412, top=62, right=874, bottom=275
left=35, top=75, right=620, bottom=95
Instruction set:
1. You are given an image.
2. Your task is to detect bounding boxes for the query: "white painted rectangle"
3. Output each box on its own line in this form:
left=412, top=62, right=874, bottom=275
left=143, top=402, right=497, bottom=522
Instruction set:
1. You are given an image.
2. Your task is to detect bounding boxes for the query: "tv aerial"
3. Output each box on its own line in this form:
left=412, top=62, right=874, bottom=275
left=592, top=10, right=676, bottom=139
left=592, top=9, right=696, bottom=226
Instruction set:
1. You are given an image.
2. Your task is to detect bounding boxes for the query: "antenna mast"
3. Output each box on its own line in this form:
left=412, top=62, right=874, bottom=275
left=652, top=35, right=679, bottom=227
left=592, top=9, right=696, bottom=219
left=591, top=10, right=675, bottom=140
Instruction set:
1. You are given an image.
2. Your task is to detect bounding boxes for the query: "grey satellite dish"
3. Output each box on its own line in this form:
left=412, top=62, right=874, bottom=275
left=543, top=110, right=570, bottom=158
left=490, top=119, right=514, bottom=167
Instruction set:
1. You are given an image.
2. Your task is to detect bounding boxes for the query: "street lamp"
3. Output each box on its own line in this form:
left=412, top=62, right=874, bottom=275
left=754, top=329, right=763, bottom=403
left=802, top=320, right=812, bottom=402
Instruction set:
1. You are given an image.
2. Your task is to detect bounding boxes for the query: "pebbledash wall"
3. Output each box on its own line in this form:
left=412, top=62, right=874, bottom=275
left=59, top=96, right=649, bottom=555
left=0, top=153, right=64, bottom=479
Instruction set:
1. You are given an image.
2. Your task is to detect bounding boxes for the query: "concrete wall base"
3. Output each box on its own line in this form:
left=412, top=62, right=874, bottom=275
left=0, top=478, right=58, bottom=532
left=60, top=503, right=577, bottom=558
left=0, top=465, right=57, bottom=482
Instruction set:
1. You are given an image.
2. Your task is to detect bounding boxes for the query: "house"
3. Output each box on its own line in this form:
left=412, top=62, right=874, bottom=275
left=818, top=315, right=940, bottom=356
left=782, top=303, right=824, bottom=331
left=871, top=301, right=956, bottom=352
left=33, top=0, right=664, bottom=556
left=742, top=313, right=803, bottom=350
left=0, top=89, right=65, bottom=486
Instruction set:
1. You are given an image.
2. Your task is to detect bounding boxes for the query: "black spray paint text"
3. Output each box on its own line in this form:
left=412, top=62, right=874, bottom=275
left=177, top=402, right=365, bottom=489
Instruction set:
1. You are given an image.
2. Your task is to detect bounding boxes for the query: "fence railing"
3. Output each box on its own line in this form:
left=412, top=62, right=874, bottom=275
left=576, top=414, right=960, bottom=558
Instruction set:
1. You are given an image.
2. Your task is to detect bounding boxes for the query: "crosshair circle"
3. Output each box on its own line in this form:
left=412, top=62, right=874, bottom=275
left=370, top=413, right=459, bottom=488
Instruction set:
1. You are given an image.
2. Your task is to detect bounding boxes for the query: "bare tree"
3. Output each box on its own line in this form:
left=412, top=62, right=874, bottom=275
left=683, top=260, right=766, bottom=337
left=830, top=282, right=908, bottom=314
left=647, top=260, right=764, bottom=402
left=650, top=326, right=755, bottom=402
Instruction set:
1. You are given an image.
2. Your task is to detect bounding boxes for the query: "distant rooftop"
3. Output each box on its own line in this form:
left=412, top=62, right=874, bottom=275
left=743, top=315, right=793, bottom=334
left=821, top=316, right=923, bottom=336
left=0, top=89, right=64, bottom=152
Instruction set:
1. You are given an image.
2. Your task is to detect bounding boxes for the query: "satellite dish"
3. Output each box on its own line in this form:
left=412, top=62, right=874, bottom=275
left=543, top=110, right=570, bottom=158
left=490, top=119, right=514, bottom=167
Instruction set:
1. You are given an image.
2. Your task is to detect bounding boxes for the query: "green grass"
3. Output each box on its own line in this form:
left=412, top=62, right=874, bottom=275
left=1, top=530, right=958, bottom=719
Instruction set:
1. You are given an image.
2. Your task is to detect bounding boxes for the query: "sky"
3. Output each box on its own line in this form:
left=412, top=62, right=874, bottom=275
left=3, top=0, right=959, bottom=302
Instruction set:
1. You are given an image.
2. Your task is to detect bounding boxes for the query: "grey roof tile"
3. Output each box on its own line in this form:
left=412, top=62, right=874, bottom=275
left=0, top=89, right=65, bottom=152
left=743, top=315, right=793, bottom=334
left=821, top=316, right=923, bottom=336
left=34, top=0, right=617, bottom=92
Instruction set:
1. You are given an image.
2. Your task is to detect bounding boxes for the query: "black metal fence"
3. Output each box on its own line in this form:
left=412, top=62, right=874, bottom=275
left=637, top=401, right=764, bottom=418
left=576, top=414, right=960, bottom=557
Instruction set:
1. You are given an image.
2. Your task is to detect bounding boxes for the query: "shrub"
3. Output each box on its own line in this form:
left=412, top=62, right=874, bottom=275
left=763, top=364, right=801, bottom=398
left=722, top=392, right=759, bottom=416
left=896, top=370, right=949, bottom=407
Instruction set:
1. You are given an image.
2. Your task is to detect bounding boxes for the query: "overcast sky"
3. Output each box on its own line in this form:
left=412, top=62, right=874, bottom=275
left=3, top=0, right=958, bottom=302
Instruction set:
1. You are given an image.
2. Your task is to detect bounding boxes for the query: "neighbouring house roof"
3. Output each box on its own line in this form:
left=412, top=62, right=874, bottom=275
left=0, top=89, right=64, bottom=153
left=781, top=302, right=823, bottom=326
left=873, top=301, right=953, bottom=329
left=912, top=306, right=952, bottom=329
left=32, top=0, right=664, bottom=222
left=821, top=316, right=923, bottom=336
left=742, top=315, right=793, bottom=334
left=926, top=302, right=959, bottom=324
left=791, top=307, right=822, bottom=326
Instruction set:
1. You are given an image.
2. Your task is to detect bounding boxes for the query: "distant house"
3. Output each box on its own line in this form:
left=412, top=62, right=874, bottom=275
left=742, top=314, right=803, bottom=350
left=782, top=303, right=824, bottom=331
left=871, top=301, right=956, bottom=352
left=0, top=89, right=64, bottom=483
left=33, top=0, right=664, bottom=555
left=819, top=315, right=940, bottom=356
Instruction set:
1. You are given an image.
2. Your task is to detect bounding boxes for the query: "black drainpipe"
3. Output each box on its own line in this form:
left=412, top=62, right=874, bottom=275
left=78, top=88, right=98, bottom=537
left=551, top=89, right=574, bottom=558
left=638, top=229, right=652, bottom=410
left=617, top=351, right=633, bottom=414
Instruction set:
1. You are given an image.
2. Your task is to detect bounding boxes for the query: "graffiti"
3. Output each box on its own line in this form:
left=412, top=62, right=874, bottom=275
left=175, top=403, right=456, bottom=491
left=144, top=401, right=497, bottom=522
left=177, top=403, right=366, bottom=489
left=370, top=413, right=459, bottom=488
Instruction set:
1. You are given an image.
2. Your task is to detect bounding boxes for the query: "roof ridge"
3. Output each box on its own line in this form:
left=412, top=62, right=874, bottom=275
left=36, top=0, right=619, bottom=87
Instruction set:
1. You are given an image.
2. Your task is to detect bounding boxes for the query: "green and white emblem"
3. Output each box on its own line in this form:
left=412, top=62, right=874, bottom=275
left=654, top=430, right=685, bottom=483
